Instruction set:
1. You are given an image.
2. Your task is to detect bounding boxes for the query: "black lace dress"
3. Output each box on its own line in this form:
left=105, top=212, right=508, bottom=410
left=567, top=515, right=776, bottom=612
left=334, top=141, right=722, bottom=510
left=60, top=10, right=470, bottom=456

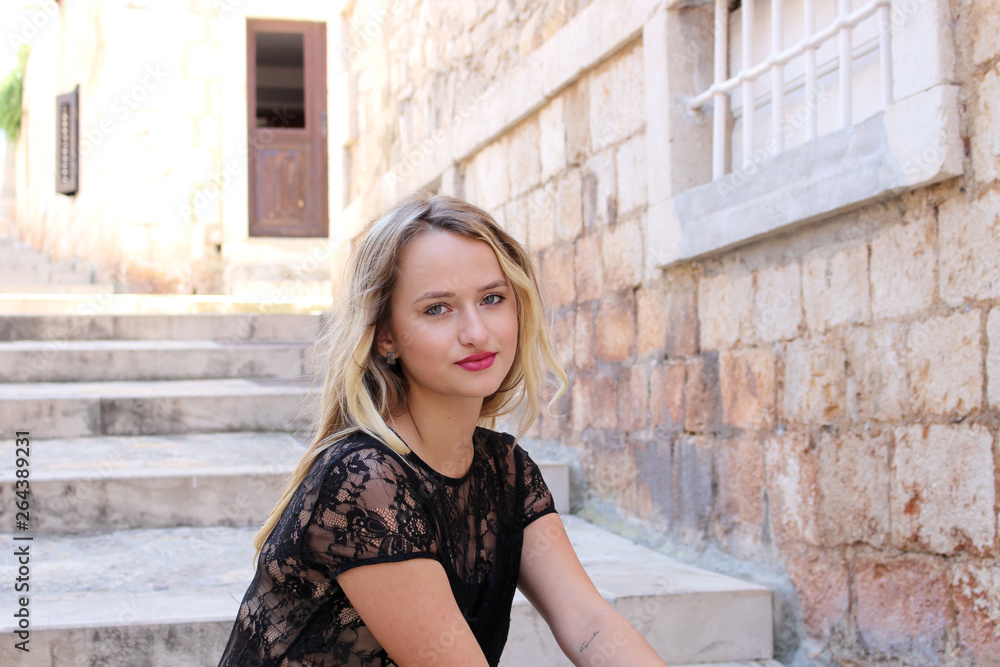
left=218, top=426, right=557, bottom=666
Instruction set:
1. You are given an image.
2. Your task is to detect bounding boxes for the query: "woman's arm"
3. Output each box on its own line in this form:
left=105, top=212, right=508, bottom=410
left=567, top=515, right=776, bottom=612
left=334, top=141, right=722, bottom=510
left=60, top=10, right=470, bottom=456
left=518, top=513, right=668, bottom=666
left=337, top=558, right=489, bottom=667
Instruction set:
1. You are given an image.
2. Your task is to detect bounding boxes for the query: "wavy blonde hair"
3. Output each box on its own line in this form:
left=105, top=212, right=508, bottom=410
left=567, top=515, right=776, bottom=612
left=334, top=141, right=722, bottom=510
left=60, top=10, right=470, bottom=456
left=254, top=193, right=567, bottom=554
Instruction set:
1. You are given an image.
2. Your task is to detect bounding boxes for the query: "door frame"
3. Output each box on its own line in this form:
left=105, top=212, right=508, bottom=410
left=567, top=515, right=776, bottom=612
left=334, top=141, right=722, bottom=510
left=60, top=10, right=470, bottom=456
left=246, top=19, right=328, bottom=238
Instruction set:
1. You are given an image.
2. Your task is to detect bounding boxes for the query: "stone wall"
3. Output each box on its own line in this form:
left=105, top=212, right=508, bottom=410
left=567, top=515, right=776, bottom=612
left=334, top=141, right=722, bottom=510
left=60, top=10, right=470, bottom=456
left=341, top=0, right=1000, bottom=664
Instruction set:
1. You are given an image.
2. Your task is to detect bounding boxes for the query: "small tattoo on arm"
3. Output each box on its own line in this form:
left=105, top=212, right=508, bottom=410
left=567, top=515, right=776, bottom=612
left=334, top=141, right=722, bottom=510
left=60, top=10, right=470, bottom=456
left=579, top=630, right=599, bottom=652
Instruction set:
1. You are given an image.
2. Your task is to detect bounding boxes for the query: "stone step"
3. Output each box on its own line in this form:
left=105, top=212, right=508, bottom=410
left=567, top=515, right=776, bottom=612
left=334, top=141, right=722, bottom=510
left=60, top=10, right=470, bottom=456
left=0, top=432, right=305, bottom=534
left=0, top=339, right=313, bottom=383
left=0, top=518, right=773, bottom=666
left=0, top=312, right=324, bottom=341
left=0, top=283, right=113, bottom=294
left=0, top=378, right=316, bottom=438
left=0, top=267, right=100, bottom=286
left=0, top=294, right=332, bottom=316
left=0, top=433, right=569, bottom=534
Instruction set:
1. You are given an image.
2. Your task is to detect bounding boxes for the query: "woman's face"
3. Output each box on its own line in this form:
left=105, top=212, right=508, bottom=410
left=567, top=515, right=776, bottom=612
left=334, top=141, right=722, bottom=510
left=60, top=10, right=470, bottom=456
left=378, top=230, right=519, bottom=407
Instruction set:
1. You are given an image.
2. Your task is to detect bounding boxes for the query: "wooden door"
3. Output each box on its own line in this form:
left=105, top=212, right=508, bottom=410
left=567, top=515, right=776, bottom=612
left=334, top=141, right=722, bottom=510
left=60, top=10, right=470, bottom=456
left=247, top=20, right=328, bottom=237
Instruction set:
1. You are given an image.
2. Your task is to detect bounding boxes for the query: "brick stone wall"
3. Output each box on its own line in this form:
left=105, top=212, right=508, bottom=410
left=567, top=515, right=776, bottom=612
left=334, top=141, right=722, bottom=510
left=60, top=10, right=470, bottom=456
left=342, top=1, right=999, bottom=664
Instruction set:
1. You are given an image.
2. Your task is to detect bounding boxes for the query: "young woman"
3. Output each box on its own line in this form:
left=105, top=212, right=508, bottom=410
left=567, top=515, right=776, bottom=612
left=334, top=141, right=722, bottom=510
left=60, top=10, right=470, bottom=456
left=218, top=194, right=667, bottom=666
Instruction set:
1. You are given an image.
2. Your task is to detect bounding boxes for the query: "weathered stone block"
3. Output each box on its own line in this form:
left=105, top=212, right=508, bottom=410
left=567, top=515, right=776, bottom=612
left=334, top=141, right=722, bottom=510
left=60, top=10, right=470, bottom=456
left=581, top=432, right=636, bottom=501
left=573, top=301, right=598, bottom=370
left=555, top=169, right=584, bottom=242
left=891, top=424, right=996, bottom=555
left=719, top=348, right=776, bottom=431
left=939, top=189, right=1000, bottom=303
left=589, top=40, right=644, bottom=153
left=845, top=323, right=909, bottom=422
left=782, top=336, right=846, bottom=425
left=539, top=96, right=566, bottom=182
left=802, top=245, right=871, bottom=333
left=548, top=308, right=576, bottom=372
left=596, top=291, right=635, bottom=362
left=684, top=353, right=720, bottom=434
left=715, top=435, right=765, bottom=527
left=953, top=562, right=1000, bottom=664
left=563, top=78, right=590, bottom=165
left=784, top=545, right=849, bottom=638
left=664, top=266, right=699, bottom=358
left=971, top=64, right=1000, bottom=184
left=870, top=213, right=937, bottom=319
left=601, top=218, right=643, bottom=292
left=817, top=431, right=891, bottom=547
left=571, top=371, right=593, bottom=434
left=649, top=361, right=685, bottom=430
left=971, top=4, right=1000, bottom=67
left=854, top=554, right=951, bottom=659
left=616, top=134, right=647, bottom=215
left=989, top=308, right=1000, bottom=409
left=698, top=272, right=754, bottom=350
left=672, top=435, right=714, bottom=534
left=590, top=368, right=620, bottom=430
left=466, top=137, right=510, bottom=212
left=906, top=311, right=983, bottom=416
left=636, top=284, right=666, bottom=358
left=526, top=185, right=557, bottom=252
left=583, top=149, right=617, bottom=228
left=753, top=263, right=803, bottom=343
left=541, top=242, right=576, bottom=309
left=766, top=431, right=820, bottom=546
left=573, top=234, right=604, bottom=302
left=501, top=195, right=528, bottom=246
left=619, top=363, right=649, bottom=432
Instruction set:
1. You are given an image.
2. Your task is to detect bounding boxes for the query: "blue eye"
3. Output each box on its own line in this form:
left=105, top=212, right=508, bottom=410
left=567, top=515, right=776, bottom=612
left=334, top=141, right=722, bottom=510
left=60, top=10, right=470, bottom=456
left=483, top=293, right=505, bottom=306
left=425, top=303, right=447, bottom=316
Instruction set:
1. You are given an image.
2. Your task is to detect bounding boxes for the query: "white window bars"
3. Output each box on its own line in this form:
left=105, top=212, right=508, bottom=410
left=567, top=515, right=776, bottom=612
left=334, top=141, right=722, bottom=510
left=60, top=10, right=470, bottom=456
left=688, top=0, right=893, bottom=180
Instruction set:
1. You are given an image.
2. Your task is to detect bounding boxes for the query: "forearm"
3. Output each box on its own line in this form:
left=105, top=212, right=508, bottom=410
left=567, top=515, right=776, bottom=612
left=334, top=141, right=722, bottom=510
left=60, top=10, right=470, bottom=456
left=569, top=605, right=667, bottom=667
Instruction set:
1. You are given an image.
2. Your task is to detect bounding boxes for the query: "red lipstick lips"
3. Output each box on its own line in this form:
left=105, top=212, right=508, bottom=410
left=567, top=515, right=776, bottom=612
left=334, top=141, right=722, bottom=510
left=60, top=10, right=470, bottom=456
left=456, top=351, right=496, bottom=371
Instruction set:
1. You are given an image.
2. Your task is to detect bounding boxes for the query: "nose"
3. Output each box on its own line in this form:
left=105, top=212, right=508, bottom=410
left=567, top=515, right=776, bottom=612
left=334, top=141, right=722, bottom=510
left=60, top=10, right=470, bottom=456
left=458, top=308, right=489, bottom=348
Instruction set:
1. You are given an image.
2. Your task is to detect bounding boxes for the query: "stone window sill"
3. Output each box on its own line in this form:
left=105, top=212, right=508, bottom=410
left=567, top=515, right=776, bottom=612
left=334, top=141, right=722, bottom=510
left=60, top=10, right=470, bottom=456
left=645, top=84, right=964, bottom=268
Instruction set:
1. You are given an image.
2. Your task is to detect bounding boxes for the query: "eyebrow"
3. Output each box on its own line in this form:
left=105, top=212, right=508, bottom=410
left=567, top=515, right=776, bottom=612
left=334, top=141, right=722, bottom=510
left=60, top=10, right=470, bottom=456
left=412, top=279, right=509, bottom=304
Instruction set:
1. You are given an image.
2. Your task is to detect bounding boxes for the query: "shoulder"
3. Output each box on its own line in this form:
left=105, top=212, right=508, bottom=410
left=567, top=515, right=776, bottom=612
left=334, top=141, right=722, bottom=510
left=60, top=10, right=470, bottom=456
left=474, top=426, right=539, bottom=475
left=310, top=430, right=414, bottom=487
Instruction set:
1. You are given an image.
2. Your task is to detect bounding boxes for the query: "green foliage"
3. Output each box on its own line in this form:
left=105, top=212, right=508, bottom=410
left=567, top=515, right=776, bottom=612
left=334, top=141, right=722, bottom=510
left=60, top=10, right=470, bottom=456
left=0, top=47, right=29, bottom=142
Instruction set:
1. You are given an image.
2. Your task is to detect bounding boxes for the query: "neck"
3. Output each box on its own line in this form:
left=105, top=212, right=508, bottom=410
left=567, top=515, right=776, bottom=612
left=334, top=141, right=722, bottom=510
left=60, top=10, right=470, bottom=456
left=391, top=392, right=483, bottom=478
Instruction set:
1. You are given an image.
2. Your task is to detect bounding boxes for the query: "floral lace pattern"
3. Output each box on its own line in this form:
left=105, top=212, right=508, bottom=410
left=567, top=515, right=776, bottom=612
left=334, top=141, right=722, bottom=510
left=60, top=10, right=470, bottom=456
left=219, top=427, right=556, bottom=666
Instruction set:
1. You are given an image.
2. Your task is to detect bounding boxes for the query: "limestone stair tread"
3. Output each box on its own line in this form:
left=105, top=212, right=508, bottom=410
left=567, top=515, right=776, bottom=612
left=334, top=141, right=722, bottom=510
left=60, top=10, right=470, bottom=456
left=0, top=312, right=324, bottom=339
left=0, top=377, right=315, bottom=400
left=0, top=378, right=317, bottom=438
left=0, top=432, right=306, bottom=483
left=0, top=338, right=313, bottom=382
left=0, top=296, right=332, bottom=317
left=0, top=284, right=113, bottom=294
left=0, top=433, right=569, bottom=532
left=0, top=518, right=773, bottom=665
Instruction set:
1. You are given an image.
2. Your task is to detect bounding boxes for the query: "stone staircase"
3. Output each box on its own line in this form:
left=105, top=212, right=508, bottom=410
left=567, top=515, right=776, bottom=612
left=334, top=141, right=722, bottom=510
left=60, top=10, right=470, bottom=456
left=0, top=238, right=110, bottom=294
left=0, top=309, right=778, bottom=666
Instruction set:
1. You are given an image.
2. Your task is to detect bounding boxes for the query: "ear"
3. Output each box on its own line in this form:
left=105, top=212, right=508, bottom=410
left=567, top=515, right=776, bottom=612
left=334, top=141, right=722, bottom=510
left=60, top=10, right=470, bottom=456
left=375, top=325, right=395, bottom=358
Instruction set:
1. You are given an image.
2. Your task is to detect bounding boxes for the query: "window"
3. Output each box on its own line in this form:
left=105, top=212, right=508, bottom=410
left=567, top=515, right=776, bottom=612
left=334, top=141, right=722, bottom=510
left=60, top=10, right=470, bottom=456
left=644, top=0, right=963, bottom=267
left=692, top=0, right=893, bottom=179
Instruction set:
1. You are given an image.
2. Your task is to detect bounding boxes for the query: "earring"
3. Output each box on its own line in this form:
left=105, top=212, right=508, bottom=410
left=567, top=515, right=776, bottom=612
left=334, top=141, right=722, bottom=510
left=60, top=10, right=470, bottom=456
left=386, top=351, right=398, bottom=365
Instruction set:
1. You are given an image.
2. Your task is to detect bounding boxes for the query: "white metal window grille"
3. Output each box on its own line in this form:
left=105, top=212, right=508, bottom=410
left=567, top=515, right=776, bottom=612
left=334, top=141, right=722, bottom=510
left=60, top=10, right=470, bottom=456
left=689, top=0, right=893, bottom=180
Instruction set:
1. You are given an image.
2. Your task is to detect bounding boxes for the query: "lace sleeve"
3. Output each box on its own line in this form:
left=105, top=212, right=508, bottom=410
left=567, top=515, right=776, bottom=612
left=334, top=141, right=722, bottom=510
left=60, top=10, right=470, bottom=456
left=304, top=445, right=439, bottom=577
left=518, top=447, right=558, bottom=527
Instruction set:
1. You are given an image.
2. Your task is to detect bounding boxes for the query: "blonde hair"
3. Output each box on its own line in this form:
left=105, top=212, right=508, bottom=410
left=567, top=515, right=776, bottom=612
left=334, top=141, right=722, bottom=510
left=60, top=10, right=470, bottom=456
left=253, top=193, right=567, bottom=554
